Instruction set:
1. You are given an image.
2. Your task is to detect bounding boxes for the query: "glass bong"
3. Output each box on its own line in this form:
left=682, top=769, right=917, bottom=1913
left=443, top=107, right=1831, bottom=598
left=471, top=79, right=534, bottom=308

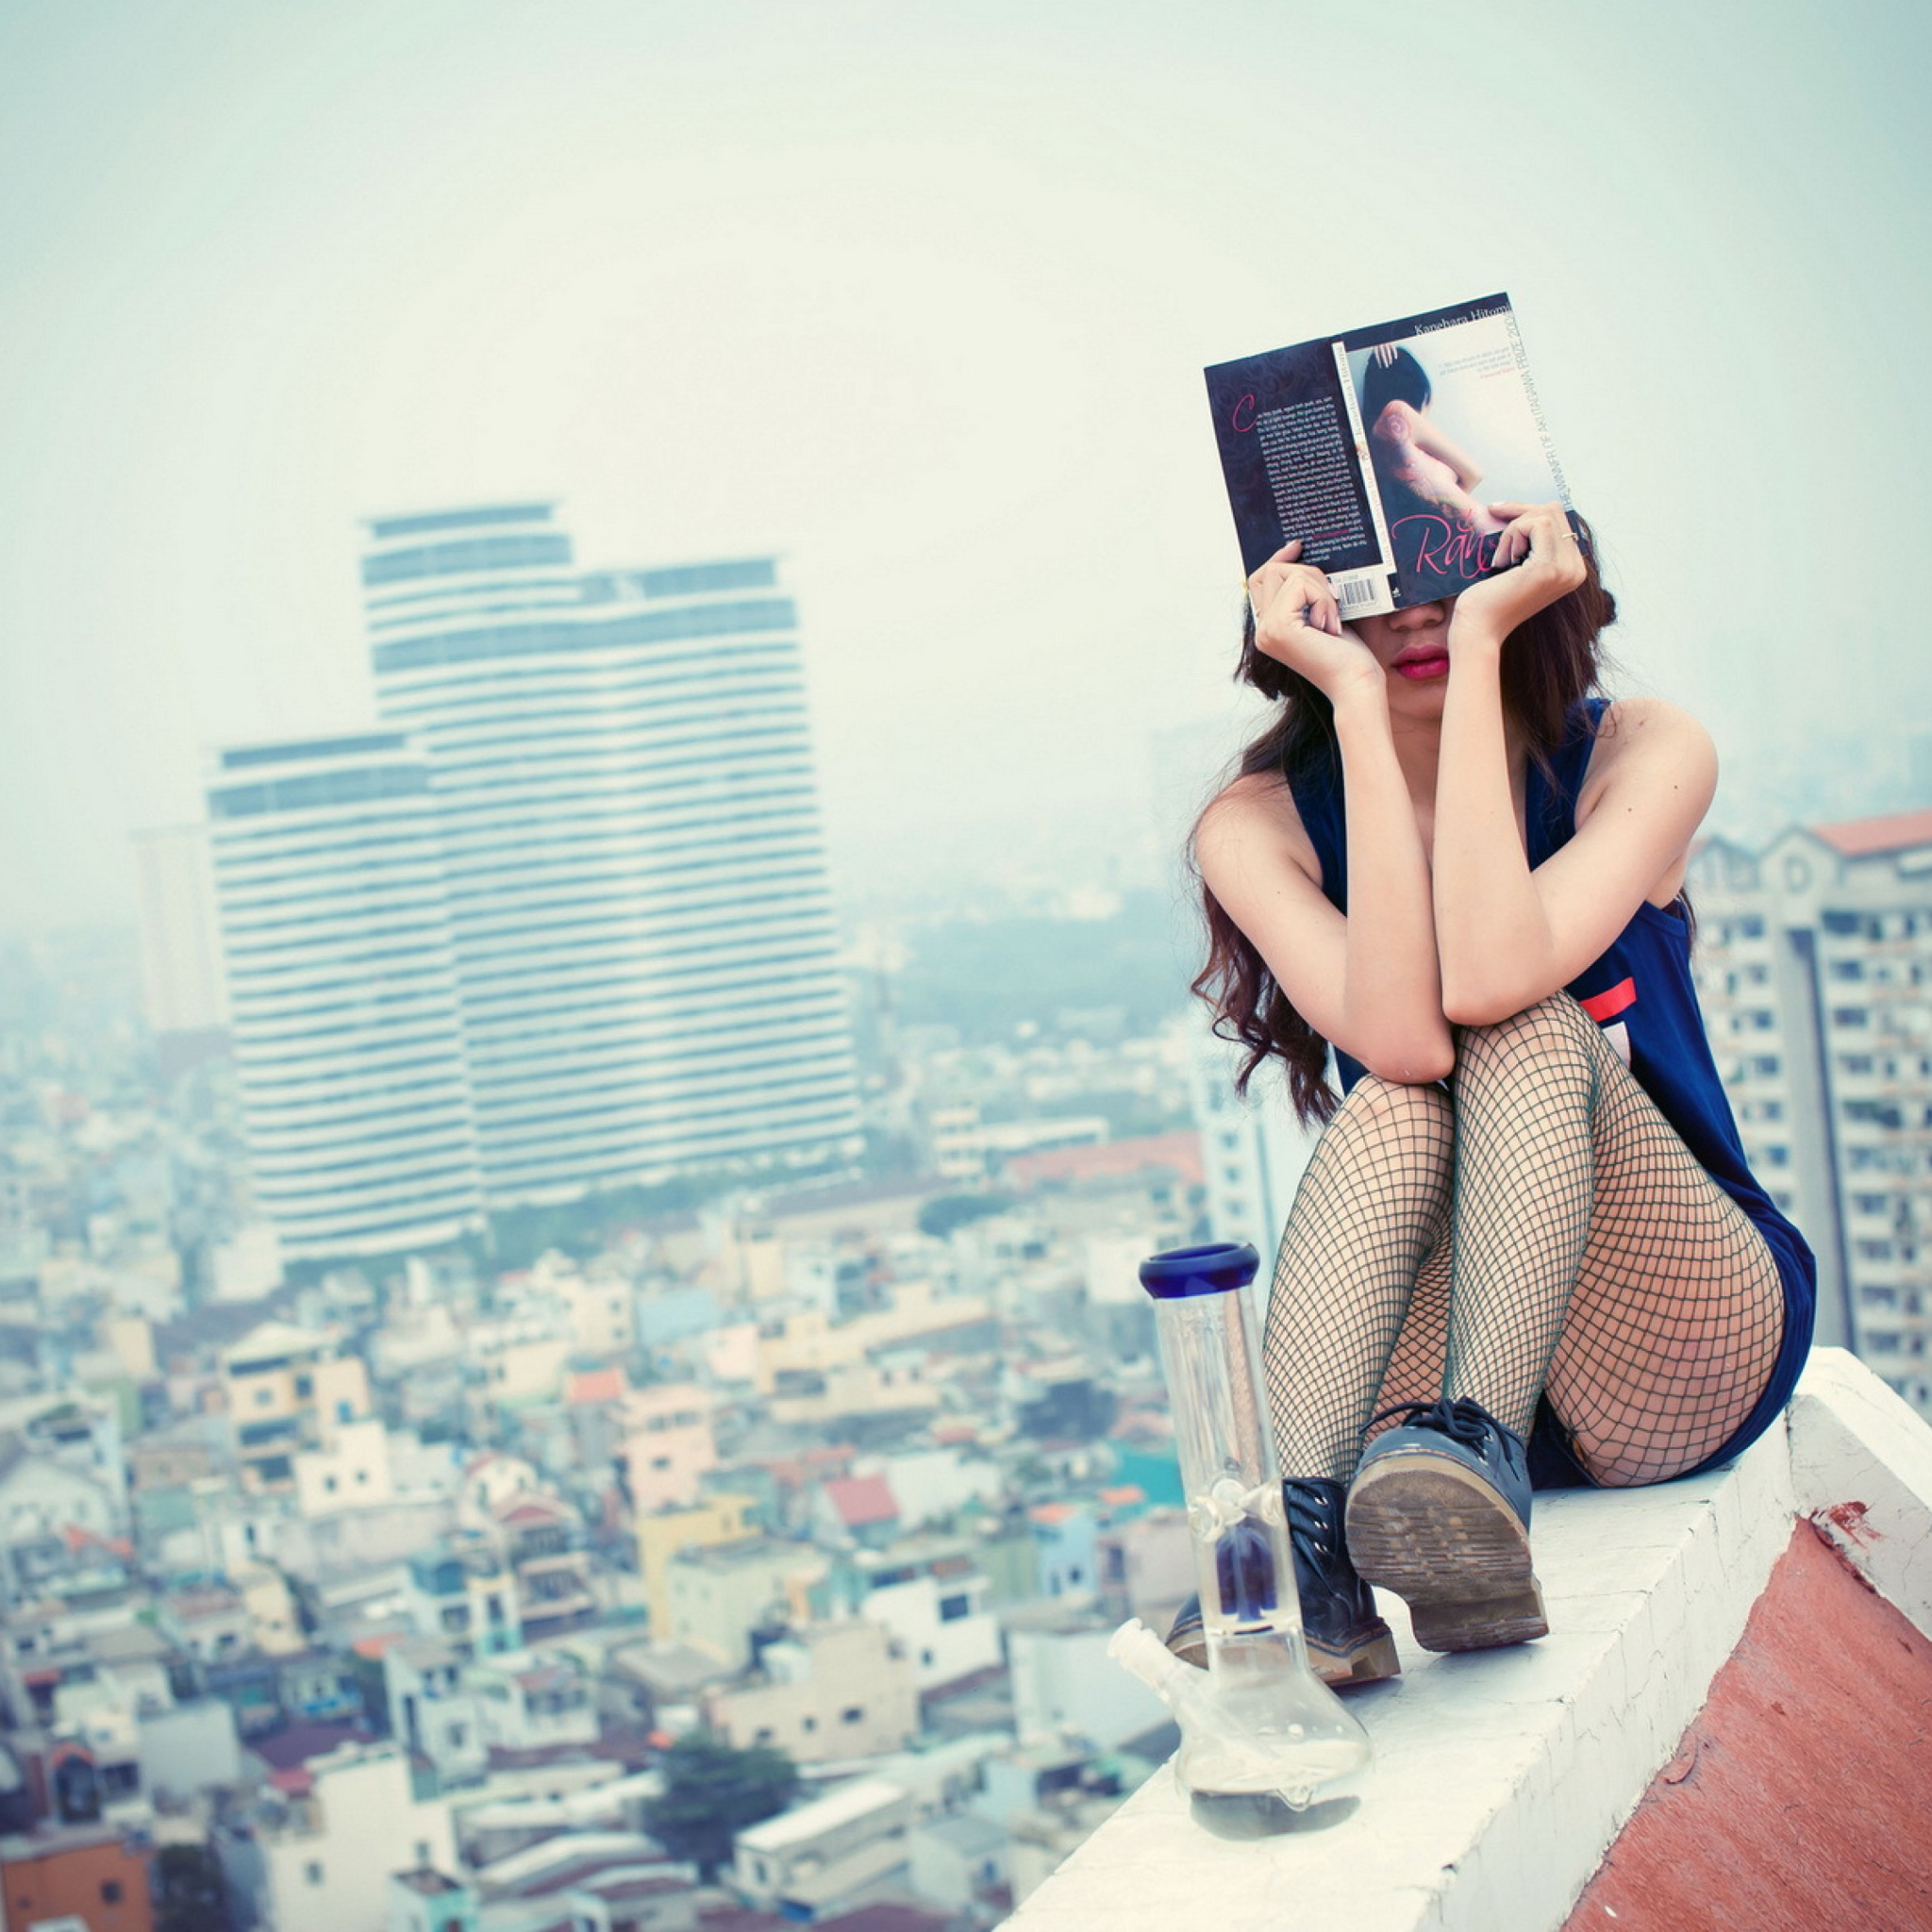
left=1109, top=1241, right=1373, bottom=1809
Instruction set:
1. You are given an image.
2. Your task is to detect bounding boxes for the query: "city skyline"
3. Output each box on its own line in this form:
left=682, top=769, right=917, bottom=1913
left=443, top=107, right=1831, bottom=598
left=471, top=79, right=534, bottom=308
left=2, top=3, right=1929, bottom=934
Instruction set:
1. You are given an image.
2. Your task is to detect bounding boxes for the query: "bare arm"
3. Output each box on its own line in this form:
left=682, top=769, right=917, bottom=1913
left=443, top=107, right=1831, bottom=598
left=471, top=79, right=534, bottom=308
left=1430, top=505, right=1716, bottom=1024
left=1198, top=546, right=1454, bottom=1084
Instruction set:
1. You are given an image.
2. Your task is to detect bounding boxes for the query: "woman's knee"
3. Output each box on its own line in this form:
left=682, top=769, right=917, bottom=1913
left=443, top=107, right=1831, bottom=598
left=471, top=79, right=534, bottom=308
left=1311, top=1075, right=1455, bottom=1191
left=1455, top=991, right=1602, bottom=1086
left=1330, top=1073, right=1454, bottom=1141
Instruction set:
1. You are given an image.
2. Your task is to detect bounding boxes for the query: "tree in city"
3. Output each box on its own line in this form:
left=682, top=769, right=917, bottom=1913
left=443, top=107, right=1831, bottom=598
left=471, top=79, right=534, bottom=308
left=641, top=1731, right=798, bottom=1880
left=155, top=1843, right=234, bottom=1932
left=917, top=1191, right=1015, bottom=1240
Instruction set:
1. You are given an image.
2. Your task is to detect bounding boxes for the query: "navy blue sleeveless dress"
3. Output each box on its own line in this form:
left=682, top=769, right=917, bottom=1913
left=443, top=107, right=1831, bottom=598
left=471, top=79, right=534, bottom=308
left=1287, top=697, right=1817, bottom=1485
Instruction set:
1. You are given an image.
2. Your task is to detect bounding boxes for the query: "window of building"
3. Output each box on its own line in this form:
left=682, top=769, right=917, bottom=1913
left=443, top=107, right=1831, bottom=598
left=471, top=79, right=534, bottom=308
left=101, top=1881, right=122, bottom=1904
left=842, top=1706, right=865, bottom=1724
left=921, top=1647, right=935, bottom=1667
left=802, top=1715, right=817, bottom=1733
left=255, top=1388, right=275, bottom=1407
left=939, top=1592, right=973, bottom=1623
left=1833, top=1008, right=1871, bottom=1028
left=306, top=1861, right=325, bottom=1886
left=755, top=1726, right=774, bottom=1744
left=414, top=1840, right=431, bottom=1865
left=324, top=1475, right=338, bottom=1492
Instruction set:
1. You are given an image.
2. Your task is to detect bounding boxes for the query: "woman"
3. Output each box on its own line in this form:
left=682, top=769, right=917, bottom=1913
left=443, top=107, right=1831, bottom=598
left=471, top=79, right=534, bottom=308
left=1182, top=505, right=1815, bottom=1683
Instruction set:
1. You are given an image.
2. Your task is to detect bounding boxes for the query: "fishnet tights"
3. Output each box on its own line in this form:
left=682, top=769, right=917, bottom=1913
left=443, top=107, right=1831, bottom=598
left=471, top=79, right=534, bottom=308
left=1262, top=993, right=1786, bottom=1490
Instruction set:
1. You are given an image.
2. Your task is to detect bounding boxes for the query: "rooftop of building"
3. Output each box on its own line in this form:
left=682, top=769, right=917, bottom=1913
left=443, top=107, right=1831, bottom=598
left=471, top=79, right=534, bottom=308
left=677, top=1534, right=818, bottom=1574
left=1007, top=1347, right=1932, bottom=1932
left=393, top=1866, right=468, bottom=1895
left=1812, top=805, right=1932, bottom=857
left=734, top=1776, right=908, bottom=1853
left=822, top=1474, right=897, bottom=1527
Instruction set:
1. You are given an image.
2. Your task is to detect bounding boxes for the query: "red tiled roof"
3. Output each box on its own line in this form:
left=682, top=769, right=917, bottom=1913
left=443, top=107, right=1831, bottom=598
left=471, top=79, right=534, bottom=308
left=567, top=1366, right=628, bottom=1407
left=823, top=1474, right=898, bottom=1527
left=1811, top=807, right=1932, bottom=858
left=495, top=1492, right=570, bottom=1525
left=1004, top=1130, right=1203, bottom=1189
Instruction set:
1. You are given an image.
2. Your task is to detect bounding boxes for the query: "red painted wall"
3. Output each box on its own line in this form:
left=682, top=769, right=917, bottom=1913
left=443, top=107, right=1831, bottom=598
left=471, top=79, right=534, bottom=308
left=1566, top=1523, right=1932, bottom=1931
left=1, top=1833, right=155, bottom=1932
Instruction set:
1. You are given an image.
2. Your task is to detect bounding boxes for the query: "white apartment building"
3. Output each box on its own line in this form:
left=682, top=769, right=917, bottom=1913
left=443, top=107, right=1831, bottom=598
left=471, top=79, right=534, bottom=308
left=131, top=823, right=228, bottom=1039
left=733, top=1778, right=914, bottom=1918
left=1187, top=1013, right=1320, bottom=1274
left=842, top=1538, right=1001, bottom=1692
left=359, top=503, right=862, bottom=1206
left=1690, top=808, right=1932, bottom=1414
left=204, top=732, right=485, bottom=1258
left=246, top=1740, right=457, bottom=1932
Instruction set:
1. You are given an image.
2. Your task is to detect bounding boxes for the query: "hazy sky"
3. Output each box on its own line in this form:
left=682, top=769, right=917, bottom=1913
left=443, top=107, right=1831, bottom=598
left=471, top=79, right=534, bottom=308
left=2, top=0, right=1927, bottom=932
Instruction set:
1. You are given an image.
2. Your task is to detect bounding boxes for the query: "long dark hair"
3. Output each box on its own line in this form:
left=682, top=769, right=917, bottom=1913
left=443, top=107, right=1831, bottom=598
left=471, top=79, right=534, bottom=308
left=1191, top=530, right=1618, bottom=1124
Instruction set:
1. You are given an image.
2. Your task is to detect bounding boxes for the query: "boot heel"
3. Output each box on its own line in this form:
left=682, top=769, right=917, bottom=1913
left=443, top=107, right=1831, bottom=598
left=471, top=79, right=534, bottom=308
left=1407, top=1578, right=1548, bottom=1654
left=1309, top=1624, right=1403, bottom=1686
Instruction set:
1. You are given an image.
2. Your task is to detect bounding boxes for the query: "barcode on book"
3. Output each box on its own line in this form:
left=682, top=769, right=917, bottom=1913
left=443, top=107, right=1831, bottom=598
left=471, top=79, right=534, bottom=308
left=1336, top=578, right=1379, bottom=608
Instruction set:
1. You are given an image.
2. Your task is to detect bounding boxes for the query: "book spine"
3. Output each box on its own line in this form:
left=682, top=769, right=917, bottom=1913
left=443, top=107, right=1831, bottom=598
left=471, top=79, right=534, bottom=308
left=1503, top=303, right=1570, bottom=507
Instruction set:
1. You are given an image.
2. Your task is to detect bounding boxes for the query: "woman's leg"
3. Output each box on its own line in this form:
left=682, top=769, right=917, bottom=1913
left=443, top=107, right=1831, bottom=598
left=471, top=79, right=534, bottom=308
left=1261, top=1075, right=1455, bottom=1482
left=1442, top=993, right=1786, bottom=1486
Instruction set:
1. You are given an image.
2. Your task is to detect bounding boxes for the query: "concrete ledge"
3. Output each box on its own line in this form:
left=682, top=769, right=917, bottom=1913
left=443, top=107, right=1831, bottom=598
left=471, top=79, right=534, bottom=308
left=1785, top=1346, right=1932, bottom=1629
left=1004, top=1350, right=1932, bottom=1932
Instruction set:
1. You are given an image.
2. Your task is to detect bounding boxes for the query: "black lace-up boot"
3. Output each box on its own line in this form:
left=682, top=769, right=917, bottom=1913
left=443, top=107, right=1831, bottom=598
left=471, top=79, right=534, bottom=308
left=1163, top=1476, right=1400, bottom=1688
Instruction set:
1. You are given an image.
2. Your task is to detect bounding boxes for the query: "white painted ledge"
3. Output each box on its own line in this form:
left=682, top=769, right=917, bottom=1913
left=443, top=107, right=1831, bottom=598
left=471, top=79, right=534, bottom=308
left=1004, top=1349, right=1932, bottom=1932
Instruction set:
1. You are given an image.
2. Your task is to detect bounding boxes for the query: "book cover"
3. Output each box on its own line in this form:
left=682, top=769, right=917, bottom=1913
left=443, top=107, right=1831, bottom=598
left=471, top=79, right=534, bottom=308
left=1204, top=292, right=1570, bottom=615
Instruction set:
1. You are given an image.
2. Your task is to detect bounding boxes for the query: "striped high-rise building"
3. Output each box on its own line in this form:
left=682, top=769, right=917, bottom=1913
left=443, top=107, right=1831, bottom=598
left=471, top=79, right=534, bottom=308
left=1690, top=808, right=1932, bottom=1418
left=205, top=734, right=485, bottom=1258
left=359, top=503, right=861, bottom=1207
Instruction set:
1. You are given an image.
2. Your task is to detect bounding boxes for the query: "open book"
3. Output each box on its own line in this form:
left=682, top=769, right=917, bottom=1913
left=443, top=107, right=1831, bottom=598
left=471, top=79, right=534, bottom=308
left=1204, top=292, right=1571, bottom=616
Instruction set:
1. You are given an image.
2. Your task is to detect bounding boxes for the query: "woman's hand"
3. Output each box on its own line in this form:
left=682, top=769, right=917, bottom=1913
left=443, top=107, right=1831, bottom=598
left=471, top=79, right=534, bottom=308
left=1450, top=501, right=1587, bottom=647
left=1248, top=541, right=1383, bottom=703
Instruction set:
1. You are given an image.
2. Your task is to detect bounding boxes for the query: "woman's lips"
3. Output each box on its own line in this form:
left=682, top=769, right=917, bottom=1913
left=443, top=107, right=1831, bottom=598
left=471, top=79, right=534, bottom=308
left=1392, top=651, right=1449, bottom=681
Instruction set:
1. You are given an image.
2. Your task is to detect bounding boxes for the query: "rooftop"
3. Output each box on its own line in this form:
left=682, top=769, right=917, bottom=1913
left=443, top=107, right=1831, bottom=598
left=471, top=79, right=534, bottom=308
left=393, top=1867, right=467, bottom=1895
left=1811, top=806, right=1932, bottom=858
left=823, top=1474, right=898, bottom=1528
left=1007, top=1348, right=1932, bottom=1932
left=735, top=1776, right=908, bottom=1853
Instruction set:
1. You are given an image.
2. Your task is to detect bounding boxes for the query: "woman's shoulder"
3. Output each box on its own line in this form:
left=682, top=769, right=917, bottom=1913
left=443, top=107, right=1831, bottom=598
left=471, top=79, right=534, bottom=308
left=1588, top=695, right=1716, bottom=766
left=1195, top=770, right=1324, bottom=890
left=1576, top=696, right=1718, bottom=818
